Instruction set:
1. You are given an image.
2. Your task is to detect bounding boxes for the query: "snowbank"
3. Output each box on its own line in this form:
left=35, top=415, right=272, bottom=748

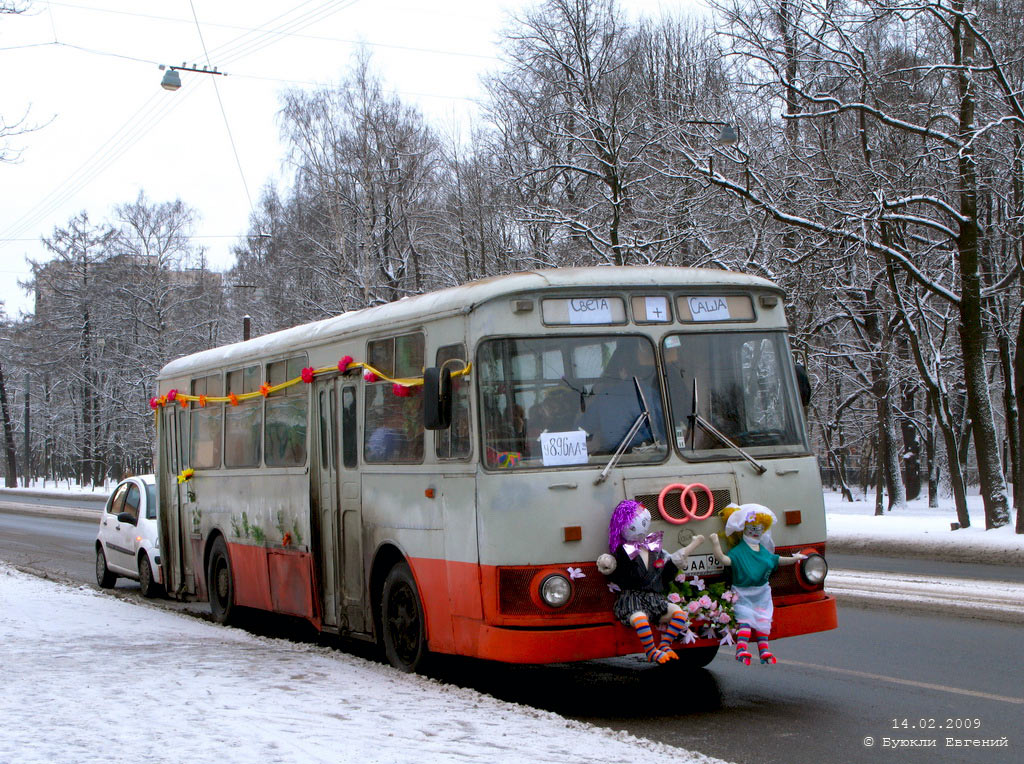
left=0, top=564, right=730, bottom=764
left=824, top=492, right=1024, bottom=564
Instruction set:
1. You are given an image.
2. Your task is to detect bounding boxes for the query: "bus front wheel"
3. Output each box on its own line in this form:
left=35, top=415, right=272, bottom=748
left=208, top=536, right=235, bottom=624
left=381, top=562, right=428, bottom=673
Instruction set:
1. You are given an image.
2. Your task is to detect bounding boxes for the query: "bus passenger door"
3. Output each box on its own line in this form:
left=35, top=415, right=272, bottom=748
left=160, top=406, right=194, bottom=595
left=314, top=381, right=340, bottom=629
left=338, top=385, right=367, bottom=633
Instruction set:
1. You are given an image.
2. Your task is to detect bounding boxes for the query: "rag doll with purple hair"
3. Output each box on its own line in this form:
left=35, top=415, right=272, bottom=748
left=597, top=499, right=705, bottom=663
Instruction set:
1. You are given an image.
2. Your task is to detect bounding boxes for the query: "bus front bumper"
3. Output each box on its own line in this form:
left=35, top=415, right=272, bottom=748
left=456, top=594, right=837, bottom=664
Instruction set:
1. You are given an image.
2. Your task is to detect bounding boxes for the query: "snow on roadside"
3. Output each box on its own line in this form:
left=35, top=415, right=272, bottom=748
left=0, top=564, right=730, bottom=764
left=824, top=491, right=1024, bottom=562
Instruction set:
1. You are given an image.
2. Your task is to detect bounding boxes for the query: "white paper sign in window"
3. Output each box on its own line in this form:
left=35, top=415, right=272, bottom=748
left=568, top=297, right=614, bottom=324
left=539, top=430, right=589, bottom=466
left=643, top=296, right=670, bottom=322
left=688, top=296, right=732, bottom=321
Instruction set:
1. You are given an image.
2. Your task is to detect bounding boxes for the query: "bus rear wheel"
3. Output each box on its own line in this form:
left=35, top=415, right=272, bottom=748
left=381, top=562, right=428, bottom=673
left=208, top=536, right=235, bottom=624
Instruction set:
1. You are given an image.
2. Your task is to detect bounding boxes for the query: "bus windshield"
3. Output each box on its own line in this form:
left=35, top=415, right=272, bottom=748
left=479, top=335, right=668, bottom=469
left=663, top=331, right=806, bottom=457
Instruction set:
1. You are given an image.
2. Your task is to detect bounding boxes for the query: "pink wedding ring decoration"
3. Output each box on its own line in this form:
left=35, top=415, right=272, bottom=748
left=657, top=482, right=714, bottom=524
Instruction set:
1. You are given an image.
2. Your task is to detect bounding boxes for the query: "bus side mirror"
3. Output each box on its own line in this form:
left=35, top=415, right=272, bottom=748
left=794, top=363, right=811, bottom=407
left=423, top=366, right=452, bottom=430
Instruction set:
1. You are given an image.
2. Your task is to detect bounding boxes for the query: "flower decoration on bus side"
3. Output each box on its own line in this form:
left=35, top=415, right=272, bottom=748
left=282, top=532, right=292, bottom=547
left=338, top=355, right=354, bottom=372
left=260, top=383, right=271, bottom=398
left=301, top=367, right=315, bottom=384
left=149, top=395, right=168, bottom=409
left=567, top=567, right=585, bottom=580
left=363, top=370, right=378, bottom=383
left=391, top=383, right=409, bottom=397
left=176, top=468, right=195, bottom=484
left=228, top=392, right=239, bottom=406
left=198, top=395, right=208, bottom=408
left=166, top=389, right=178, bottom=403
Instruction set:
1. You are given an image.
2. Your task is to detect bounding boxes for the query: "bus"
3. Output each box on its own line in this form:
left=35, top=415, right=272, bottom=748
left=154, top=266, right=836, bottom=671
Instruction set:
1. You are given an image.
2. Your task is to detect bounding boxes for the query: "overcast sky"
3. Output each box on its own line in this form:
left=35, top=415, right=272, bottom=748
left=0, top=0, right=699, bottom=318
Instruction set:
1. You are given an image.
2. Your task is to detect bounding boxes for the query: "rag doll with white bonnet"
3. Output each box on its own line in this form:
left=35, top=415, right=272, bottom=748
left=597, top=500, right=705, bottom=664
left=710, top=503, right=806, bottom=665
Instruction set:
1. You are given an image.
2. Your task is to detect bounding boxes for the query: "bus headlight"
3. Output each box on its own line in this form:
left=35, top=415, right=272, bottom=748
left=539, top=574, right=572, bottom=608
left=799, top=553, right=828, bottom=586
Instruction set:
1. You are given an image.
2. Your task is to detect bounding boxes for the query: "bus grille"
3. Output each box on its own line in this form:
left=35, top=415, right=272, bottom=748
left=633, top=488, right=732, bottom=523
left=498, top=563, right=614, bottom=617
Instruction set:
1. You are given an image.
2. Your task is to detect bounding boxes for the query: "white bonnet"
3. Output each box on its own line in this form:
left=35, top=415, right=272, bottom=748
left=724, top=503, right=778, bottom=536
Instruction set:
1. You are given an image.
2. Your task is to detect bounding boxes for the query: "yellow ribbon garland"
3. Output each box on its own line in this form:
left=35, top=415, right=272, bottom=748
left=154, top=359, right=472, bottom=409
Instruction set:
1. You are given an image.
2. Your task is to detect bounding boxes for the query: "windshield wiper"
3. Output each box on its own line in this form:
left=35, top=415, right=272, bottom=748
left=594, top=377, right=656, bottom=485
left=687, top=378, right=767, bottom=475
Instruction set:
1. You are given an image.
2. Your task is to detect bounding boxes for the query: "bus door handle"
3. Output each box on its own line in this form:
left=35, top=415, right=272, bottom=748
left=548, top=482, right=578, bottom=490
left=775, top=468, right=799, bottom=476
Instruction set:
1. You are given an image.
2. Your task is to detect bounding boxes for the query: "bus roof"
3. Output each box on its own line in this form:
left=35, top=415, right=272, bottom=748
left=158, top=266, right=781, bottom=380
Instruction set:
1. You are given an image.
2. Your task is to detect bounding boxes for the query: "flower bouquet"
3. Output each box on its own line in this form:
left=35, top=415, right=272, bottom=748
left=667, top=574, right=738, bottom=645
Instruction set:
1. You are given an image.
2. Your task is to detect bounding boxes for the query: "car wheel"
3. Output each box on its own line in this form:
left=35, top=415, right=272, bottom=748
left=207, top=536, right=235, bottom=624
left=381, top=562, right=428, bottom=673
left=138, top=553, right=163, bottom=598
left=95, top=546, right=116, bottom=589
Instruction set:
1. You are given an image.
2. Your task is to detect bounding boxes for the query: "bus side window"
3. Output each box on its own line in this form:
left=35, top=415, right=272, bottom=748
left=225, top=365, right=263, bottom=468
left=436, top=343, right=470, bottom=460
left=364, top=333, right=424, bottom=463
left=341, top=386, right=358, bottom=468
left=190, top=374, right=223, bottom=469
left=266, top=356, right=308, bottom=467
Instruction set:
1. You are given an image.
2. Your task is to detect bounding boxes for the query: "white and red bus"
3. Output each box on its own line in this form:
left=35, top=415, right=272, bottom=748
left=155, top=266, right=836, bottom=671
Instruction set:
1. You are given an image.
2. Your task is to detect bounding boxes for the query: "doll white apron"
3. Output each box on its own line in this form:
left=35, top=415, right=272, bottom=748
left=732, top=582, right=774, bottom=633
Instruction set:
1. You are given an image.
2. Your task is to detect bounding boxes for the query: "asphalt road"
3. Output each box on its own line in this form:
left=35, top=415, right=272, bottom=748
left=2, top=507, right=1021, bottom=764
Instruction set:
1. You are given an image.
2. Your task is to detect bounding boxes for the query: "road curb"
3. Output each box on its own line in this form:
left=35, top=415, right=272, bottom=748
left=0, top=501, right=99, bottom=523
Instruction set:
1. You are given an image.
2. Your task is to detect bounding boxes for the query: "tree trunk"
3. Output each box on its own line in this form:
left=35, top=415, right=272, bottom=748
left=0, top=363, right=18, bottom=488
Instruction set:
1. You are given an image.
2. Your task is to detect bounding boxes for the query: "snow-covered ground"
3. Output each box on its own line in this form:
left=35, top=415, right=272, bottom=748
left=823, top=491, right=1024, bottom=563
left=0, top=563, right=729, bottom=764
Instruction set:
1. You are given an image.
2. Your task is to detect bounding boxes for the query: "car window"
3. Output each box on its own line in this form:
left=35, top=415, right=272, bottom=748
left=123, top=484, right=141, bottom=521
left=108, top=483, right=130, bottom=515
left=145, top=483, right=157, bottom=520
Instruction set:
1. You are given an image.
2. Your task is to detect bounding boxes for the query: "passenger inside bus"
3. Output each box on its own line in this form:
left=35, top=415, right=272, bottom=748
left=581, top=341, right=664, bottom=454
left=526, top=386, right=580, bottom=444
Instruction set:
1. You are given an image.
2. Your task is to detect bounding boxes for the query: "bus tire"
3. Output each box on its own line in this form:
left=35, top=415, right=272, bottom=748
left=674, top=644, right=719, bottom=669
left=138, top=552, right=163, bottom=598
left=381, top=562, right=428, bottom=673
left=208, top=536, right=235, bottom=624
left=95, top=546, right=116, bottom=589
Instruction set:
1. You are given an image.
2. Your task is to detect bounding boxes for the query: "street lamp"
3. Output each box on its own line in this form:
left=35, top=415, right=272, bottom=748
left=158, top=63, right=226, bottom=91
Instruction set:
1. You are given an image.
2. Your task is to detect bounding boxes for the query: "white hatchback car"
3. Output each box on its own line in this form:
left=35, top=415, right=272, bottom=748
left=95, top=474, right=163, bottom=597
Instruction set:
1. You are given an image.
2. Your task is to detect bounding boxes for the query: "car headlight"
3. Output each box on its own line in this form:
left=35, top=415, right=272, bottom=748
left=799, top=553, right=828, bottom=585
left=539, top=574, right=572, bottom=608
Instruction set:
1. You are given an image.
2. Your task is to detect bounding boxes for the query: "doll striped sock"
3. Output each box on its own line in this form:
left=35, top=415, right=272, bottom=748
left=657, top=611, right=689, bottom=661
left=757, top=635, right=776, bottom=665
left=630, top=614, right=666, bottom=663
left=735, top=625, right=752, bottom=665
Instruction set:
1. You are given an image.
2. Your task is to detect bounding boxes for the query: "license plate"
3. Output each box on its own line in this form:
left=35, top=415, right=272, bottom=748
left=679, top=554, right=724, bottom=576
